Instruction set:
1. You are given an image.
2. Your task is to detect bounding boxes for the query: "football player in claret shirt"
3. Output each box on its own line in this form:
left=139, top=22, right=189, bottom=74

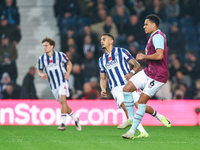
left=122, top=14, right=171, bottom=139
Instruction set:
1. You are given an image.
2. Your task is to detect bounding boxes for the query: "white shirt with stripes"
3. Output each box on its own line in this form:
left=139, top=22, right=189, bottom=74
left=98, top=47, right=133, bottom=90
left=38, top=50, right=69, bottom=90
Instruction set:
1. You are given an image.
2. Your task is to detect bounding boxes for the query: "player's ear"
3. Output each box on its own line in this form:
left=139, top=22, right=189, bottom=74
left=111, top=39, right=114, bottom=45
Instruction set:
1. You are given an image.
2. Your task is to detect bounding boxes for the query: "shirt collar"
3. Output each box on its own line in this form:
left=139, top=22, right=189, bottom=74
left=104, top=46, right=115, bottom=56
left=150, top=29, right=160, bottom=37
left=46, top=50, right=55, bottom=58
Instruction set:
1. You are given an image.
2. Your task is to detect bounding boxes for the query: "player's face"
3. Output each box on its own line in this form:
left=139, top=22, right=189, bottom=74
left=100, top=35, right=113, bottom=49
left=143, top=19, right=154, bottom=34
left=43, top=42, right=53, bottom=53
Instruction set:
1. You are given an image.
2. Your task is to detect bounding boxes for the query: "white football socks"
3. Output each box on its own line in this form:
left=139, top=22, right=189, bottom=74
left=69, top=111, right=78, bottom=122
left=152, top=110, right=162, bottom=120
left=137, top=123, right=148, bottom=134
left=61, top=113, right=67, bottom=124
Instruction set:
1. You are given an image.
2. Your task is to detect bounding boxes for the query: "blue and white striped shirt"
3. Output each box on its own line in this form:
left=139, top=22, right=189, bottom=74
left=38, top=50, right=69, bottom=89
left=98, top=47, right=133, bottom=90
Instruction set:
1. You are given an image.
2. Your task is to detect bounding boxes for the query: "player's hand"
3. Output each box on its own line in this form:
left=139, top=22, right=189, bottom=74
left=41, top=73, right=47, bottom=80
left=63, top=74, right=69, bottom=80
left=136, top=53, right=144, bottom=61
left=101, top=89, right=107, bottom=98
left=125, top=73, right=132, bottom=81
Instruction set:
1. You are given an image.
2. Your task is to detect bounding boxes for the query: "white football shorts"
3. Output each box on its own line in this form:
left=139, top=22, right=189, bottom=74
left=129, top=70, right=165, bottom=97
left=111, top=85, right=141, bottom=108
left=51, top=82, right=70, bottom=101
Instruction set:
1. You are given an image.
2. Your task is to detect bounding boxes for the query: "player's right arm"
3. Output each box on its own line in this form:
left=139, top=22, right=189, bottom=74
left=100, top=72, right=107, bottom=98
left=38, top=57, right=47, bottom=80
left=38, top=70, right=48, bottom=80
left=124, top=57, right=141, bottom=81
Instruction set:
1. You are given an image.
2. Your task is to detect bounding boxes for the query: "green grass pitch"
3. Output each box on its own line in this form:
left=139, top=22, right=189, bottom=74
left=0, top=126, right=200, bottom=150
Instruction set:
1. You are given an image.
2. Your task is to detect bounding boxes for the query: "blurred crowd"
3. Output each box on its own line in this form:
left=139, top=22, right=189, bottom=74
left=1, top=0, right=200, bottom=100
left=53, top=0, right=200, bottom=100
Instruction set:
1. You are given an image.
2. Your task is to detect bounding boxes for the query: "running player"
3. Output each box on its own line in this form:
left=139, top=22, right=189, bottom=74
left=98, top=33, right=170, bottom=138
left=38, top=37, right=81, bottom=131
left=122, top=14, right=171, bottom=139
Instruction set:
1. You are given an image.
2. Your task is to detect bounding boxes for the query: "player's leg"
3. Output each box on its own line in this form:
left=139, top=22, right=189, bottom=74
left=123, top=71, right=145, bottom=120
left=111, top=86, right=134, bottom=129
left=51, top=89, right=66, bottom=131
left=121, top=81, right=136, bottom=127
left=134, top=102, right=171, bottom=128
left=122, top=93, right=149, bottom=139
left=59, top=83, right=82, bottom=131
left=65, top=99, right=82, bottom=131
left=120, top=102, right=128, bottom=119
left=122, top=78, right=166, bottom=139
left=119, top=101, right=149, bottom=138
left=117, top=102, right=132, bottom=129
left=132, top=91, right=149, bottom=138
left=115, top=87, right=148, bottom=137
left=58, top=94, right=68, bottom=131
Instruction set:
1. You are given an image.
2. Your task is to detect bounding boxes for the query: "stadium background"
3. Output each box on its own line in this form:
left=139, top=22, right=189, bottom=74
left=0, top=1, right=200, bottom=149
left=0, top=0, right=200, bottom=125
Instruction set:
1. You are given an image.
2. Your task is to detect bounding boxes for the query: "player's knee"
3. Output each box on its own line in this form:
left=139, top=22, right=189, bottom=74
left=60, top=99, right=66, bottom=105
left=123, top=86, right=131, bottom=92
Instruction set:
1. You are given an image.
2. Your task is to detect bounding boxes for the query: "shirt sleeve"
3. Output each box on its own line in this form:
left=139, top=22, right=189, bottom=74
left=61, top=53, right=69, bottom=63
left=38, top=57, right=43, bottom=70
left=122, top=49, right=133, bottom=62
left=98, top=58, right=105, bottom=73
left=152, top=34, right=164, bottom=50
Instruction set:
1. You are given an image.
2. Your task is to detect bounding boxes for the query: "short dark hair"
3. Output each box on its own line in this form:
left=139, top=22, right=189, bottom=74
left=102, top=33, right=114, bottom=41
left=146, top=14, right=160, bottom=27
left=187, top=50, right=195, bottom=56
left=67, top=26, right=74, bottom=31
left=29, top=66, right=36, bottom=71
left=42, top=37, right=55, bottom=48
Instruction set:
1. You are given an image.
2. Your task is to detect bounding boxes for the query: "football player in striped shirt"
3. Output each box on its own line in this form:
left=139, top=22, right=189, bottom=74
left=98, top=33, right=170, bottom=138
left=38, top=37, right=81, bottom=131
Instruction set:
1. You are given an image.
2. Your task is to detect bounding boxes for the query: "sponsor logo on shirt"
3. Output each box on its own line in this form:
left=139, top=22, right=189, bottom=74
left=105, top=59, right=118, bottom=70
left=47, top=63, right=59, bottom=71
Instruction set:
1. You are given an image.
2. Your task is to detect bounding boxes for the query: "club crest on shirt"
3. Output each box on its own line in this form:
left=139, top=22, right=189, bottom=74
left=115, top=53, right=118, bottom=57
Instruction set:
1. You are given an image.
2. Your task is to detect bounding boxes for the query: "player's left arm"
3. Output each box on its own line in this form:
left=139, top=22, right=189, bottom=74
left=123, top=53, right=141, bottom=81
left=137, top=34, right=164, bottom=61
left=137, top=49, right=163, bottom=61
left=64, top=60, right=72, bottom=80
left=127, top=57, right=141, bottom=76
